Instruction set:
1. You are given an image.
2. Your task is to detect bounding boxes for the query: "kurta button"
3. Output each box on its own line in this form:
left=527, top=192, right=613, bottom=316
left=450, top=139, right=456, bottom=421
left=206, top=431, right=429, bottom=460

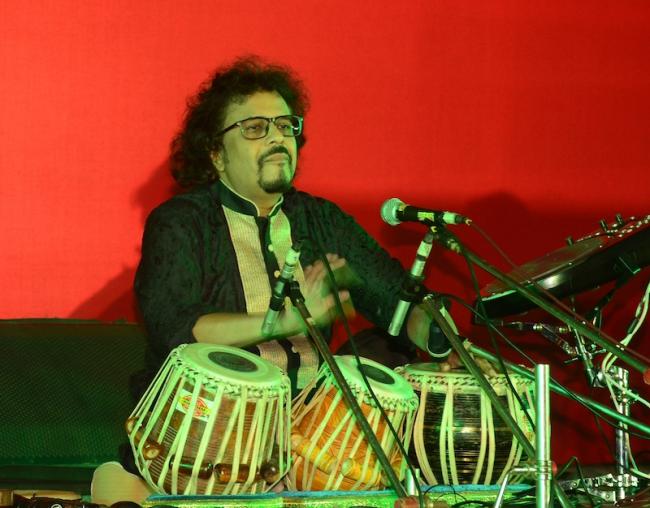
left=274, top=270, right=281, bottom=278
left=268, top=244, right=274, bottom=252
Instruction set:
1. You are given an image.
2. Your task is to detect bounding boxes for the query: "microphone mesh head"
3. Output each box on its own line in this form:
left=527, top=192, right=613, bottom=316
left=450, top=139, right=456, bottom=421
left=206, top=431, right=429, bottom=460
left=380, top=198, right=404, bottom=226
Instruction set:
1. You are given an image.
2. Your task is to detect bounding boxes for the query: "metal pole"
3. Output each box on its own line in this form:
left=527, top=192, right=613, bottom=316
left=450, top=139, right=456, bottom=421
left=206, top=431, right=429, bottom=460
left=536, top=364, right=551, bottom=508
left=613, top=366, right=630, bottom=502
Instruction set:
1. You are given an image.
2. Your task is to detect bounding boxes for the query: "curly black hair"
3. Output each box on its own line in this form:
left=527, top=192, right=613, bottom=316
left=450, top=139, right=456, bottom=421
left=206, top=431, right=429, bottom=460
left=170, top=56, right=309, bottom=188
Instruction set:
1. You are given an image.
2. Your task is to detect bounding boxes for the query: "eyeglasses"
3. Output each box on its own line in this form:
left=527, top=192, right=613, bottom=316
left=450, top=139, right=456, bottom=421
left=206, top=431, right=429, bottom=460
left=217, top=115, right=304, bottom=140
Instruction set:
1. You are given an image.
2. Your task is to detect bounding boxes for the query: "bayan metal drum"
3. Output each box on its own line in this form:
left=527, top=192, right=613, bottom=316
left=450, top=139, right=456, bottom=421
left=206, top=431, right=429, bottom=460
left=127, top=343, right=291, bottom=495
left=290, top=355, right=419, bottom=491
left=396, top=364, right=535, bottom=486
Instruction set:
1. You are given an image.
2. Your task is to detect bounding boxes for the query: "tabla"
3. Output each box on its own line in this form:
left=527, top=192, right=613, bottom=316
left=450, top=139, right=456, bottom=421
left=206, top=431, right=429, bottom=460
left=126, top=343, right=291, bottom=495
left=289, top=355, right=419, bottom=491
left=396, top=364, right=535, bottom=485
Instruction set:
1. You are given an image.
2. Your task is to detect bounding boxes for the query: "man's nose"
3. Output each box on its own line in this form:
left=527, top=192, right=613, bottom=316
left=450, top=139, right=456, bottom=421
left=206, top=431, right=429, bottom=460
left=266, top=120, right=285, bottom=143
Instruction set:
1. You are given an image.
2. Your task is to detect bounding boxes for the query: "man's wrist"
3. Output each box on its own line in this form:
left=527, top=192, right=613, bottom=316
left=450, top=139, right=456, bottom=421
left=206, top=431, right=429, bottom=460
left=279, top=307, right=307, bottom=338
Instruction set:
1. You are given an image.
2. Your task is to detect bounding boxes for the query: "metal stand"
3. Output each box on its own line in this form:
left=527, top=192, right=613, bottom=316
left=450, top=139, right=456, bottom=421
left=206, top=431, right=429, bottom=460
left=562, top=366, right=639, bottom=503
left=536, top=364, right=552, bottom=507
left=494, top=365, right=552, bottom=508
left=612, top=367, right=635, bottom=502
left=466, top=343, right=648, bottom=503
left=427, top=225, right=649, bottom=504
left=489, top=323, right=643, bottom=501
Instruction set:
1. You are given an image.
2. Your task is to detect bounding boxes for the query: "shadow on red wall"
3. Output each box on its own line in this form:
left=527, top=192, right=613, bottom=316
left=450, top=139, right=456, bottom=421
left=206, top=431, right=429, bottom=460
left=69, top=161, right=179, bottom=322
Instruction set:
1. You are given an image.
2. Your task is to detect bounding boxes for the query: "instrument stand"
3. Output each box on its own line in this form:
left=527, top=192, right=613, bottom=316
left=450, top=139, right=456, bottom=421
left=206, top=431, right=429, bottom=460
left=612, top=367, right=636, bottom=501
left=490, top=292, right=643, bottom=501
left=560, top=366, right=639, bottom=503
left=430, top=225, right=649, bottom=504
left=490, top=320, right=640, bottom=501
left=286, top=281, right=411, bottom=501
left=560, top=282, right=641, bottom=501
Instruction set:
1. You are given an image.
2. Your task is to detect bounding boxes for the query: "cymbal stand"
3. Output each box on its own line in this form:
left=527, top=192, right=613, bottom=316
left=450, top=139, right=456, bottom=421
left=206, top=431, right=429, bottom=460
left=489, top=287, right=641, bottom=500
left=568, top=365, right=639, bottom=503
left=562, top=276, right=645, bottom=500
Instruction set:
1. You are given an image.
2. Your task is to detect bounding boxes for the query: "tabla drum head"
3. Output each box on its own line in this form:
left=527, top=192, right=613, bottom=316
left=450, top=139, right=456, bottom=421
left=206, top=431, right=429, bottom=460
left=399, top=362, right=531, bottom=396
left=333, top=355, right=417, bottom=406
left=174, top=343, right=285, bottom=388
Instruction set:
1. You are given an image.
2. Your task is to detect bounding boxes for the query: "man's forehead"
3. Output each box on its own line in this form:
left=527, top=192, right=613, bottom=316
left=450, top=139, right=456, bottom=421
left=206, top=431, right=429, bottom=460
left=224, top=91, right=291, bottom=123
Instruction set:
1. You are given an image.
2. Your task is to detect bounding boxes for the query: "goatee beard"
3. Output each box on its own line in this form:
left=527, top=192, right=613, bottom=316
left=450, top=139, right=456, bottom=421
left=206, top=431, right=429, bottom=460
left=257, top=147, right=295, bottom=194
left=259, top=172, right=294, bottom=193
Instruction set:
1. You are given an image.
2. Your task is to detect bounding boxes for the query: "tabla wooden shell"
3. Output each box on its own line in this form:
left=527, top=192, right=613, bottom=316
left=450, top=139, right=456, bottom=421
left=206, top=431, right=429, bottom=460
left=127, top=343, right=291, bottom=495
left=290, top=355, right=419, bottom=491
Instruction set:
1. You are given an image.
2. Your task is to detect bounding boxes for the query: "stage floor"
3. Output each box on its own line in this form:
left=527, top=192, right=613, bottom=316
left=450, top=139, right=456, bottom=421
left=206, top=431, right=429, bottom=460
left=3, top=465, right=649, bottom=508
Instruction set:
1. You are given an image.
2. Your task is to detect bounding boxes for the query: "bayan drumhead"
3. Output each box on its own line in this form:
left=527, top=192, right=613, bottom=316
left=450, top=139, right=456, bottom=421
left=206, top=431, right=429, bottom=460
left=175, top=343, right=285, bottom=387
left=399, top=362, right=529, bottom=396
left=334, top=355, right=415, bottom=402
left=399, top=362, right=444, bottom=386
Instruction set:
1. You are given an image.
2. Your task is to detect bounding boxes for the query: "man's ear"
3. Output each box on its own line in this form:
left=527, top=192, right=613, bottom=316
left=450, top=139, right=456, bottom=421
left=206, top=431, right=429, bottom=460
left=211, top=150, right=225, bottom=173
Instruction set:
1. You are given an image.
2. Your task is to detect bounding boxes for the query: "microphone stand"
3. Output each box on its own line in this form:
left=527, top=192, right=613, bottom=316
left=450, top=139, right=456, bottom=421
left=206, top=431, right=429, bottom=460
left=286, top=281, right=408, bottom=499
left=465, top=344, right=650, bottom=437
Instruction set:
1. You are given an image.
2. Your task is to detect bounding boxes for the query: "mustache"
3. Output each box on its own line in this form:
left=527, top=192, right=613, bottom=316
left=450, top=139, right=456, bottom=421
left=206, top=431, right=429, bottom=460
left=258, top=146, right=292, bottom=166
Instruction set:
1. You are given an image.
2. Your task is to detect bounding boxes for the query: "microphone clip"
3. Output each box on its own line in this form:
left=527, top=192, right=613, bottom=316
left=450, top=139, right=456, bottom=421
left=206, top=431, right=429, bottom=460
left=429, top=224, right=462, bottom=253
left=401, top=274, right=427, bottom=304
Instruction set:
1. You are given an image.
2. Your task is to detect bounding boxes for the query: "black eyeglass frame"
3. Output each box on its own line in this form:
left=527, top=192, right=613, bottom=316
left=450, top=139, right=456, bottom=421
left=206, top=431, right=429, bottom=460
left=216, top=115, right=304, bottom=140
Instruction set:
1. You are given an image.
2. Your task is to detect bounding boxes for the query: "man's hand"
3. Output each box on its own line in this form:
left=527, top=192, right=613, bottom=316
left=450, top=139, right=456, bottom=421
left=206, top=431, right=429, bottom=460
left=298, top=253, right=355, bottom=326
left=406, top=304, right=498, bottom=376
left=406, top=302, right=457, bottom=356
left=434, top=347, right=499, bottom=377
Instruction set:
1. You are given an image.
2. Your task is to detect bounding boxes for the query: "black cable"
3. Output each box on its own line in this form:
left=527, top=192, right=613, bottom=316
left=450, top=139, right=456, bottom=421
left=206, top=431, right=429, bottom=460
left=431, top=483, right=469, bottom=506
left=555, top=456, right=599, bottom=508
left=468, top=220, right=517, bottom=269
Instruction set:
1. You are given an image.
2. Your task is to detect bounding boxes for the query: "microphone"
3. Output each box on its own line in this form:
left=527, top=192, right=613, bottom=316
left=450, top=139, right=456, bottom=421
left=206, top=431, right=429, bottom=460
left=381, top=197, right=470, bottom=226
left=261, top=240, right=302, bottom=337
left=388, top=230, right=434, bottom=336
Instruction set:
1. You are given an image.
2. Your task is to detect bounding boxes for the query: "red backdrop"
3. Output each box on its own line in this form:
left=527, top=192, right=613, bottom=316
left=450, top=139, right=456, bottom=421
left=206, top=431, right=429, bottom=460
left=1, top=1, right=648, bottom=467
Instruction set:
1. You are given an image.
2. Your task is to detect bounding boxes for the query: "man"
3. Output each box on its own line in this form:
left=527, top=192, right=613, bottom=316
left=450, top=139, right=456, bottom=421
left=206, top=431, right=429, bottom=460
left=132, top=56, right=451, bottom=398
left=92, top=56, right=452, bottom=505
